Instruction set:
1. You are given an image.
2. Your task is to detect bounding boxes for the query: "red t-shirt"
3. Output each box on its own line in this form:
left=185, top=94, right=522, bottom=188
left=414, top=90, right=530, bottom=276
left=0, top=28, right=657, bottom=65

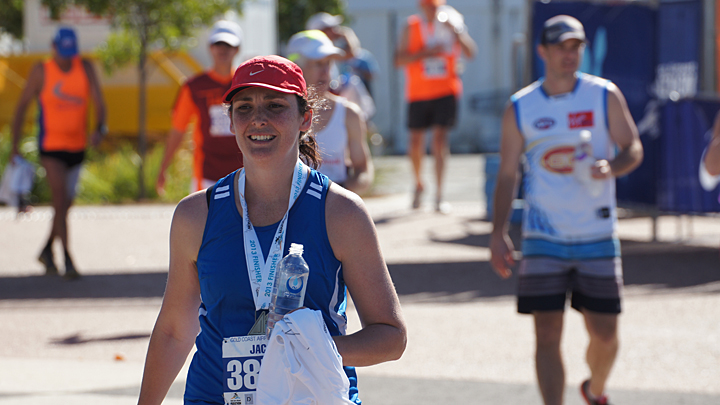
left=172, top=70, right=243, bottom=188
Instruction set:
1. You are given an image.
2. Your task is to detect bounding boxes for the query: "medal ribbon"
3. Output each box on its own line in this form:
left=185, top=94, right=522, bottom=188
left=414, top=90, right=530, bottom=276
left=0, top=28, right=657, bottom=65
left=238, top=160, right=308, bottom=310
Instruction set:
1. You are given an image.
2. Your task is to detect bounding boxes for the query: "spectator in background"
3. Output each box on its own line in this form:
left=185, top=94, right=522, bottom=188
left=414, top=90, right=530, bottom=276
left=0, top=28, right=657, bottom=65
left=394, top=0, right=477, bottom=212
left=156, top=20, right=244, bottom=195
left=344, top=47, right=380, bottom=97
left=306, top=12, right=361, bottom=61
left=10, top=26, right=107, bottom=280
left=286, top=30, right=374, bottom=195
left=699, top=111, right=720, bottom=191
left=489, top=15, right=643, bottom=405
left=305, top=12, right=377, bottom=121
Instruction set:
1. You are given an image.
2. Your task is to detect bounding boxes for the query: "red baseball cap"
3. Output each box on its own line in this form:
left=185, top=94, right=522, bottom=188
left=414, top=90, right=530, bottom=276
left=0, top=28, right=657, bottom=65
left=223, top=55, right=307, bottom=103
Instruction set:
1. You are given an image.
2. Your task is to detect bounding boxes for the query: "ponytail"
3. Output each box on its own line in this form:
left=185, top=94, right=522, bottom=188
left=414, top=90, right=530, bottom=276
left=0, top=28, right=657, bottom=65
left=299, top=133, right=321, bottom=169
left=296, top=89, right=326, bottom=170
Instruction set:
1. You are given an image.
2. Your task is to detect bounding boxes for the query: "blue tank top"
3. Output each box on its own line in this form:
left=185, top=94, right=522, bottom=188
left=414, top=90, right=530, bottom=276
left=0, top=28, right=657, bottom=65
left=184, top=168, right=360, bottom=404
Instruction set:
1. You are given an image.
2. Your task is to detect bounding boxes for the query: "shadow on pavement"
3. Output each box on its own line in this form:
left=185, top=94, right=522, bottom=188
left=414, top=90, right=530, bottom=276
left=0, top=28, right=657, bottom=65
left=51, top=332, right=150, bottom=345
left=1, top=226, right=718, bottom=302
left=0, top=271, right=168, bottom=300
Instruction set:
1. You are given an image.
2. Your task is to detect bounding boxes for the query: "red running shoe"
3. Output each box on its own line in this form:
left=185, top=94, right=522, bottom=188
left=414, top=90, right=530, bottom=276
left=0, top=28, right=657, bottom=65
left=580, top=379, right=611, bottom=405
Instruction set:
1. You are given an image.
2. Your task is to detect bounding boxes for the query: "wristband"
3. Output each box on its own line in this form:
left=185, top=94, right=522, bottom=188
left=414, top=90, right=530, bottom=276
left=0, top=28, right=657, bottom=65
left=97, top=124, right=109, bottom=136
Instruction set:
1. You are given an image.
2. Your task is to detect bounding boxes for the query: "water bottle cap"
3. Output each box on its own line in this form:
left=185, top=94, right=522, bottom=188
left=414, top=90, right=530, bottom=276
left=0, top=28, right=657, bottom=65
left=579, top=130, right=591, bottom=143
left=289, top=243, right=304, bottom=255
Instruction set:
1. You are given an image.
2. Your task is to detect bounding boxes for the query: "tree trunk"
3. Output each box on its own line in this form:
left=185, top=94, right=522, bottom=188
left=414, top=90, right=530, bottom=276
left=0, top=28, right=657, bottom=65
left=137, top=30, right=148, bottom=199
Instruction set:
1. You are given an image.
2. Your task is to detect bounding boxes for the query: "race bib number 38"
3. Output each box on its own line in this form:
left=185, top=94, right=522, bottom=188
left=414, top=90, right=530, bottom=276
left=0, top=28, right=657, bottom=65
left=222, top=335, right=268, bottom=405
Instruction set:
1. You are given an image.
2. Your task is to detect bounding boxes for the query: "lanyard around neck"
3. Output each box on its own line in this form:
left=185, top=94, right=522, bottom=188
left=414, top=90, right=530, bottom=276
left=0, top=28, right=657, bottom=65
left=237, top=160, right=308, bottom=311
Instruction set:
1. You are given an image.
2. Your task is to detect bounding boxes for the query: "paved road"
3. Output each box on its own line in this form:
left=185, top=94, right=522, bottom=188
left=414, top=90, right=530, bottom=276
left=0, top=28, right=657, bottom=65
left=1, top=155, right=719, bottom=404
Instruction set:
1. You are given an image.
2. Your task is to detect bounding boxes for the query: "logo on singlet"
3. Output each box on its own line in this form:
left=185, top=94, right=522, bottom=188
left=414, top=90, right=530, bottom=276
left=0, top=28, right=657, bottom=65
left=53, top=82, right=84, bottom=105
left=541, top=146, right=575, bottom=174
left=568, top=111, right=594, bottom=129
left=533, top=117, right=556, bottom=130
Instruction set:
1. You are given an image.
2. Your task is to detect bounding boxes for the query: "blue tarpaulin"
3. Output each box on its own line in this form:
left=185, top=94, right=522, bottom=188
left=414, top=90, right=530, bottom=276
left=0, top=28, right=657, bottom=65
left=659, top=99, right=720, bottom=212
left=526, top=0, right=711, bottom=212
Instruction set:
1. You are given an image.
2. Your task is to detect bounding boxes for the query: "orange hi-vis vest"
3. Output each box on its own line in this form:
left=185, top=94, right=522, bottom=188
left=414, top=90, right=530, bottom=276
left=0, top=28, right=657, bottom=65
left=38, top=57, right=90, bottom=153
left=405, top=14, right=462, bottom=102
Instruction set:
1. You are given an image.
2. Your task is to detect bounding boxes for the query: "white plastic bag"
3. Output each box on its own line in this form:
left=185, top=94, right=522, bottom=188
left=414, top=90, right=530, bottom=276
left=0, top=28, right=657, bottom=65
left=0, top=156, right=35, bottom=207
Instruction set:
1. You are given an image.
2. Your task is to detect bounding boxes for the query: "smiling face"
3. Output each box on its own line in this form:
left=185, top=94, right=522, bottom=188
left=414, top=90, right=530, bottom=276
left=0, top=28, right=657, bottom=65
left=229, top=87, right=313, bottom=165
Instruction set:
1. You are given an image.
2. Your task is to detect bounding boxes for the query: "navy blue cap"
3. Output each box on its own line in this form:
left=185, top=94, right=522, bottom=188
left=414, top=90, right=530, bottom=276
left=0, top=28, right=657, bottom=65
left=53, top=27, right=78, bottom=57
left=541, top=15, right=586, bottom=45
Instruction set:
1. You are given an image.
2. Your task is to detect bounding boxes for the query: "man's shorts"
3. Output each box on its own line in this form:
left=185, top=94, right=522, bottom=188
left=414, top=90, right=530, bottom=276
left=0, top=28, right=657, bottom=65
left=39, top=150, right=85, bottom=168
left=407, top=95, right=457, bottom=129
left=39, top=150, right=84, bottom=199
left=517, top=257, right=623, bottom=314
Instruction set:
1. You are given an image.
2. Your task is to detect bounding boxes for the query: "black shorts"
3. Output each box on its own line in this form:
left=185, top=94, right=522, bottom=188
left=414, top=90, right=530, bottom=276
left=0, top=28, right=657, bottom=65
left=39, top=150, right=85, bottom=168
left=517, top=257, right=623, bottom=315
left=407, top=95, right=457, bottom=129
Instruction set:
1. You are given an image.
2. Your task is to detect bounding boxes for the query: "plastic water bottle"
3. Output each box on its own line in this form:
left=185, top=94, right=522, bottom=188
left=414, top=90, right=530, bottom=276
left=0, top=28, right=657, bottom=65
left=574, top=130, right=603, bottom=197
left=434, top=5, right=463, bottom=52
left=266, top=243, right=310, bottom=338
left=437, top=5, right=465, bottom=34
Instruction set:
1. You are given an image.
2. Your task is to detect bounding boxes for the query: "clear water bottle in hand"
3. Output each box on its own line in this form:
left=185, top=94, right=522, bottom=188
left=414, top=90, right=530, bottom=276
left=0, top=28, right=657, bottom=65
left=266, top=243, right=309, bottom=338
left=574, top=130, right=603, bottom=197
left=434, top=5, right=464, bottom=52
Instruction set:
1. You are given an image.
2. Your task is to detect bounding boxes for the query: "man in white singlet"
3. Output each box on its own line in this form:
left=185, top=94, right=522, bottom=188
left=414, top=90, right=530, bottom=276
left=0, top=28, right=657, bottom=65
left=286, top=30, right=374, bottom=194
left=489, top=15, right=643, bottom=405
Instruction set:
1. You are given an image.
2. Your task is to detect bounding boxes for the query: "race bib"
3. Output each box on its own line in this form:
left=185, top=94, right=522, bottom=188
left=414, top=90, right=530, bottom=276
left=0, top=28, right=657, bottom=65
left=209, top=104, right=234, bottom=137
left=222, top=335, right=268, bottom=405
left=423, top=57, right=448, bottom=78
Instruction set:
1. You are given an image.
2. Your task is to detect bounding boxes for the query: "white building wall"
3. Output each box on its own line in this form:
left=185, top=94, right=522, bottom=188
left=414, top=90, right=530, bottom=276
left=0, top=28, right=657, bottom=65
left=22, top=0, right=276, bottom=69
left=346, top=0, right=530, bottom=153
left=24, top=0, right=111, bottom=54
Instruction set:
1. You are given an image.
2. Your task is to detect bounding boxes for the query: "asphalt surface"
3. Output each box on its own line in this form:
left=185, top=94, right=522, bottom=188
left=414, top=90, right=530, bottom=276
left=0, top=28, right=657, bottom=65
left=1, top=154, right=719, bottom=404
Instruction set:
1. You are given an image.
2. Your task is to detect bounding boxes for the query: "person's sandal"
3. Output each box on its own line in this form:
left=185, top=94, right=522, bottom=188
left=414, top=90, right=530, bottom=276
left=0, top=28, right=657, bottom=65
left=412, top=187, right=423, bottom=209
left=38, top=246, right=58, bottom=276
left=63, top=256, right=81, bottom=281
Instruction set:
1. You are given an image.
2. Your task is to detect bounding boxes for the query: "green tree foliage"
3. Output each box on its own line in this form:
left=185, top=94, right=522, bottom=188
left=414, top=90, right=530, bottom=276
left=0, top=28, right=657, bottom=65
left=39, top=0, right=243, bottom=198
left=0, top=0, right=24, bottom=39
left=278, top=0, right=346, bottom=43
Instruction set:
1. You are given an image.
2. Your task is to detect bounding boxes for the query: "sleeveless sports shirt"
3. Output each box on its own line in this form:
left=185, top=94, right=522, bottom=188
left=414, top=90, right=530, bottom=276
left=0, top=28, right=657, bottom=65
left=511, top=73, right=619, bottom=258
left=405, top=14, right=461, bottom=102
left=172, top=71, right=243, bottom=186
left=38, top=57, right=89, bottom=153
left=185, top=168, right=360, bottom=404
left=316, top=99, right=349, bottom=184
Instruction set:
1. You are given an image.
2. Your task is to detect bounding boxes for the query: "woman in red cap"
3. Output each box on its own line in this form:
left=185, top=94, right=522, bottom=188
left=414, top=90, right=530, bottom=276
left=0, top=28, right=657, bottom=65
left=138, top=55, right=406, bottom=405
